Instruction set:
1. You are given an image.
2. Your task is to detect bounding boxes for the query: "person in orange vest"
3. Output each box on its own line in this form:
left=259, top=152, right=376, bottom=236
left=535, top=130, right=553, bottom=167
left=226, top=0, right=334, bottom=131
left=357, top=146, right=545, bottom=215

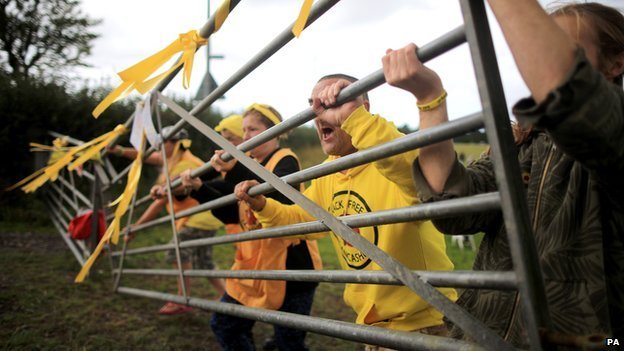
left=178, top=105, right=322, bottom=351
left=111, top=126, right=226, bottom=315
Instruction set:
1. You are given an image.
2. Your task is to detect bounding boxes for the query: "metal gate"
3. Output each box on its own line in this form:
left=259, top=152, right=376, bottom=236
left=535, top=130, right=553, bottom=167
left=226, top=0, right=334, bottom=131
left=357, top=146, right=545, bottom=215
left=41, top=1, right=560, bottom=349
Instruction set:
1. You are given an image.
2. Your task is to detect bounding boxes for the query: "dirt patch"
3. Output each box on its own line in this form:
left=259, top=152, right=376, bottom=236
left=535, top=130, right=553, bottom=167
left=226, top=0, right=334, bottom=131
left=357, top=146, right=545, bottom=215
left=0, top=231, right=67, bottom=252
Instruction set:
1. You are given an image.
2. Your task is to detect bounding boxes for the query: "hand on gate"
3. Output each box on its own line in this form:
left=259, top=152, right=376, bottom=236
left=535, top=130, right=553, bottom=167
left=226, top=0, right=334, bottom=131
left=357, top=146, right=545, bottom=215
left=149, top=185, right=167, bottom=200
left=210, top=150, right=237, bottom=173
left=124, top=225, right=136, bottom=243
left=179, top=169, right=202, bottom=195
left=382, top=43, right=445, bottom=104
left=310, top=78, right=362, bottom=127
left=234, top=180, right=267, bottom=212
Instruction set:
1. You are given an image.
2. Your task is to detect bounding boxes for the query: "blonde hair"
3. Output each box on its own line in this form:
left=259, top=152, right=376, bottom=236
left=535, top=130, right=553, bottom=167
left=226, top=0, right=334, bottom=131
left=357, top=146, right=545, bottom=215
left=243, top=104, right=288, bottom=140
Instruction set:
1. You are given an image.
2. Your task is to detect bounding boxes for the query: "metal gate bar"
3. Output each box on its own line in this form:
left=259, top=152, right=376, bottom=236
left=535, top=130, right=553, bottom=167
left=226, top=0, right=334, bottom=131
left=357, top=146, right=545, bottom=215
left=459, top=1, right=550, bottom=348
left=45, top=198, right=88, bottom=265
left=117, top=286, right=485, bottom=351
left=114, top=193, right=500, bottom=257
left=34, top=1, right=556, bottom=349
left=158, top=26, right=467, bottom=196
left=117, top=269, right=517, bottom=290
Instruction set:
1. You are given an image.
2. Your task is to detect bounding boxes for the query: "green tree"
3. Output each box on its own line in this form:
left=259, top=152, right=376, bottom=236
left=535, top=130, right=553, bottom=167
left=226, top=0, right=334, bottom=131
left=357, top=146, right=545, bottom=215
left=0, top=0, right=100, bottom=80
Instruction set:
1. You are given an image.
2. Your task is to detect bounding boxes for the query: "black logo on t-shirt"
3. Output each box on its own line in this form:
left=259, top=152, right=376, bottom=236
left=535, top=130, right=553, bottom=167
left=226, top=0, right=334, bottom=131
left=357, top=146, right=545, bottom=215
left=329, top=190, right=378, bottom=270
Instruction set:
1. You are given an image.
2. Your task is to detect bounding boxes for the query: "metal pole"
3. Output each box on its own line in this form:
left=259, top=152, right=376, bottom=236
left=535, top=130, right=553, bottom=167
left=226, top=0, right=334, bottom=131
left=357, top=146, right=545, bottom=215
left=89, top=166, right=101, bottom=250
left=46, top=200, right=86, bottom=266
left=48, top=186, right=76, bottom=222
left=164, top=94, right=512, bottom=350
left=108, top=0, right=344, bottom=187
left=49, top=182, right=80, bottom=213
left=124, top=112, right=484, bottom=235
left=117, top=269, right=517, bottom=290
left=48, top=130, right=84, bottom=146
left=67, top=170, right=80, bottom=209
left=57, top=175, right=92, bottom=208
left=46, top=194, right=90, bottom=258
left=136, top=25, right=468, bottom=198
left=118, top=286, right=486, bottom=351
left=115, top=193, right=500, bottom=257
left=103, top=0, right=243, bottom=189
left=112, top=172, right=140, bottom=291
left=153, top=97, right=188, bottom=300
left=459, top=1, right=550, bottom=349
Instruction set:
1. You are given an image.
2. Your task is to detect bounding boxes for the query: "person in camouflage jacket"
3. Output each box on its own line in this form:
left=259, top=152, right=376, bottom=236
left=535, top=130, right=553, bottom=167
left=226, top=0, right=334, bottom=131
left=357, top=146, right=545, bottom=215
left=384, top=1, right=624, bottom=347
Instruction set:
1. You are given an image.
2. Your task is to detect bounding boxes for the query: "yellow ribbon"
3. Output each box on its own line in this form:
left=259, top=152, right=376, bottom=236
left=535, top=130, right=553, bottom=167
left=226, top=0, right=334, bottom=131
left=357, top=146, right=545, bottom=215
left=91, top=0, right=233, bottom=118
left=68, top=125, right=126, bottom=171
left=75, top=134, right=146, bottom=283
left=4, top=168, right=45, bottom=192
left=92, top=30, right=207, bottom=118
left=29, top=143, right=63, bottom=152
left=292, top=0, right=313, bottom=38
left=6, top=125, right=127, bottom=193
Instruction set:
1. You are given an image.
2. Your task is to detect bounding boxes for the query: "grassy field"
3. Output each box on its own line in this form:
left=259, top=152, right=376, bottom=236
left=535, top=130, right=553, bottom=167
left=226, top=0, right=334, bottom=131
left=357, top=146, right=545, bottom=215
left=0, top=215, right=481, bottom=351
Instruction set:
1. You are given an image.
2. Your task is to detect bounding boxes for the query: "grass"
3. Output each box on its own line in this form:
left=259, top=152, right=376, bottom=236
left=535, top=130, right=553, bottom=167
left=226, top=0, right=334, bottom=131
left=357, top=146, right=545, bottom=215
left=0, top=217, right=479, bottom=351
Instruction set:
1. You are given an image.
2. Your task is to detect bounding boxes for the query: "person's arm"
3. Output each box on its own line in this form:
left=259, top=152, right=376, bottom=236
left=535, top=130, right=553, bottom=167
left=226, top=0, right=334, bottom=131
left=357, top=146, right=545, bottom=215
left=413, top=152, right=500, bottom=235
left=513, top=51, right=624, bottom=186
left=486, top=0, right=577, bottom=103
left=108, top=145, right=163, bottom=166
left=235, top=179, right=326, bottom=239
left=486, top=1, right=624, bottom=182
left=179, top=169, right=239, bottom=224
left=341, top=106, right=419, bottom=201
left=383, top=43, right=455, bottom=193
left=135, top=197, right=167, bottom=226
left=265, top=155, right=300, bottom=205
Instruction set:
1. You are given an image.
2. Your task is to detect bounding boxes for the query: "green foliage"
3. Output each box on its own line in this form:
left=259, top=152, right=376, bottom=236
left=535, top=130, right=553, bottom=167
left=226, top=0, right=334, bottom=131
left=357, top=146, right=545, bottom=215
left=0, top=0, right=100, bottom=80
left=0, top=72, right=135, bottom=206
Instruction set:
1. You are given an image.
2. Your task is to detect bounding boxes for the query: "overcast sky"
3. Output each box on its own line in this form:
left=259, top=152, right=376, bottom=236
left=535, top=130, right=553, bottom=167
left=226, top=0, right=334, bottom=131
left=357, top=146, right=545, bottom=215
left=75, top=0, right=622, bottom=130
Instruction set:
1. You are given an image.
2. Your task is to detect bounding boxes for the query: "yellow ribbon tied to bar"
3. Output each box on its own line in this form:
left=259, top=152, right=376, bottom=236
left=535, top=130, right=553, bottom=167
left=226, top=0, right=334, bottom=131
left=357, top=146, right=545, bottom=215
left=75, top=134, right=146, bottom=283
left=5, top=126, right=127, bottom=193
left=292, top=0, right=314, bottom=38
left=68, top=124, right=126, bottom=171
left=92, top=30, right=207, bottom=118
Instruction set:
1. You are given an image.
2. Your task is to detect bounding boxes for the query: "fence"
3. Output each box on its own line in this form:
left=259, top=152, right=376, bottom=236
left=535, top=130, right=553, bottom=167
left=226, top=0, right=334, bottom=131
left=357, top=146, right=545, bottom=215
left=39, top=0, right=590, bottom=349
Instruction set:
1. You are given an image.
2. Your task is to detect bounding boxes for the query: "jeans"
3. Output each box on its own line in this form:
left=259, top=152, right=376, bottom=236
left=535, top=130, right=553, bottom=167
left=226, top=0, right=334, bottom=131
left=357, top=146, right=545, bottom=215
left=211, top=287, right=316, bottom=351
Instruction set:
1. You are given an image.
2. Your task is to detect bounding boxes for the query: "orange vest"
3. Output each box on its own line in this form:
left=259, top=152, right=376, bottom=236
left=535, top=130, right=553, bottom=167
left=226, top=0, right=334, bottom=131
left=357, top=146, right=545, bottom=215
left=166, top=151, right=222, bottom=231
left=226, top=148, right=322, bottom=310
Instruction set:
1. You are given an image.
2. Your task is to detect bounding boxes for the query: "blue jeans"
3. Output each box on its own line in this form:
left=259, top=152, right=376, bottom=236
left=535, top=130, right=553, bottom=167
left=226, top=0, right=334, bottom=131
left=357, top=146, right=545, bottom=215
left=211, top=287, right=316, bottom=351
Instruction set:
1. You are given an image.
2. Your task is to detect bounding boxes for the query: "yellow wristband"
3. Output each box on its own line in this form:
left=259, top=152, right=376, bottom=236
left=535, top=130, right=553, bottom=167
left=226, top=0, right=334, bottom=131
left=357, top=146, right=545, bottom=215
left=417, top=90, right=447, bottom=112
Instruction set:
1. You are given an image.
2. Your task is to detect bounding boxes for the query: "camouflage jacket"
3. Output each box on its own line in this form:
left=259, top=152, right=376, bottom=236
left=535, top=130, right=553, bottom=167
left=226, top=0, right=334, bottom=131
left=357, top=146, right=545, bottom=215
left=413, top=50, right=624, bottom=346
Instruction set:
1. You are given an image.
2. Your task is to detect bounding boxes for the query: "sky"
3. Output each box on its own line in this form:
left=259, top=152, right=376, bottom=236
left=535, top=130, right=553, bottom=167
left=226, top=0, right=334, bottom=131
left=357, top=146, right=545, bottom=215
left=75, top=0, right=622, bottom=130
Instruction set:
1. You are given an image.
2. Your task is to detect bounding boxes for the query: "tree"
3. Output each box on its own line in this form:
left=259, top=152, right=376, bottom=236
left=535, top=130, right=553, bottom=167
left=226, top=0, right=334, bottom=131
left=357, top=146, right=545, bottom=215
left=0, top=0, right=100, bottom=80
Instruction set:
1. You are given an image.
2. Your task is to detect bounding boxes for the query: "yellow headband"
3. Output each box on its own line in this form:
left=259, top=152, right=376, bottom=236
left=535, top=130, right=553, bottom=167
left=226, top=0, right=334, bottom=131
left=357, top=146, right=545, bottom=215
left=245, top=103, right=281, bottom=126
left=215, top=114, right=244, bottom=138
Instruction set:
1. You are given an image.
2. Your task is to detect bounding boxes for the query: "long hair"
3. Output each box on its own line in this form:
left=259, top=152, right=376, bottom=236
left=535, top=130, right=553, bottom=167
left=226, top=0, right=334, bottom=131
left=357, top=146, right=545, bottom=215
left=550, top=2, right=624, bottom=86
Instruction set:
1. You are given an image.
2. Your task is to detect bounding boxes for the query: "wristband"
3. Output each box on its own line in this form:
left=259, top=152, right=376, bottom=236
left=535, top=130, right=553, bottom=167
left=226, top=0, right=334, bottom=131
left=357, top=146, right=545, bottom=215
left=417, top=90, right=447, bottom=112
